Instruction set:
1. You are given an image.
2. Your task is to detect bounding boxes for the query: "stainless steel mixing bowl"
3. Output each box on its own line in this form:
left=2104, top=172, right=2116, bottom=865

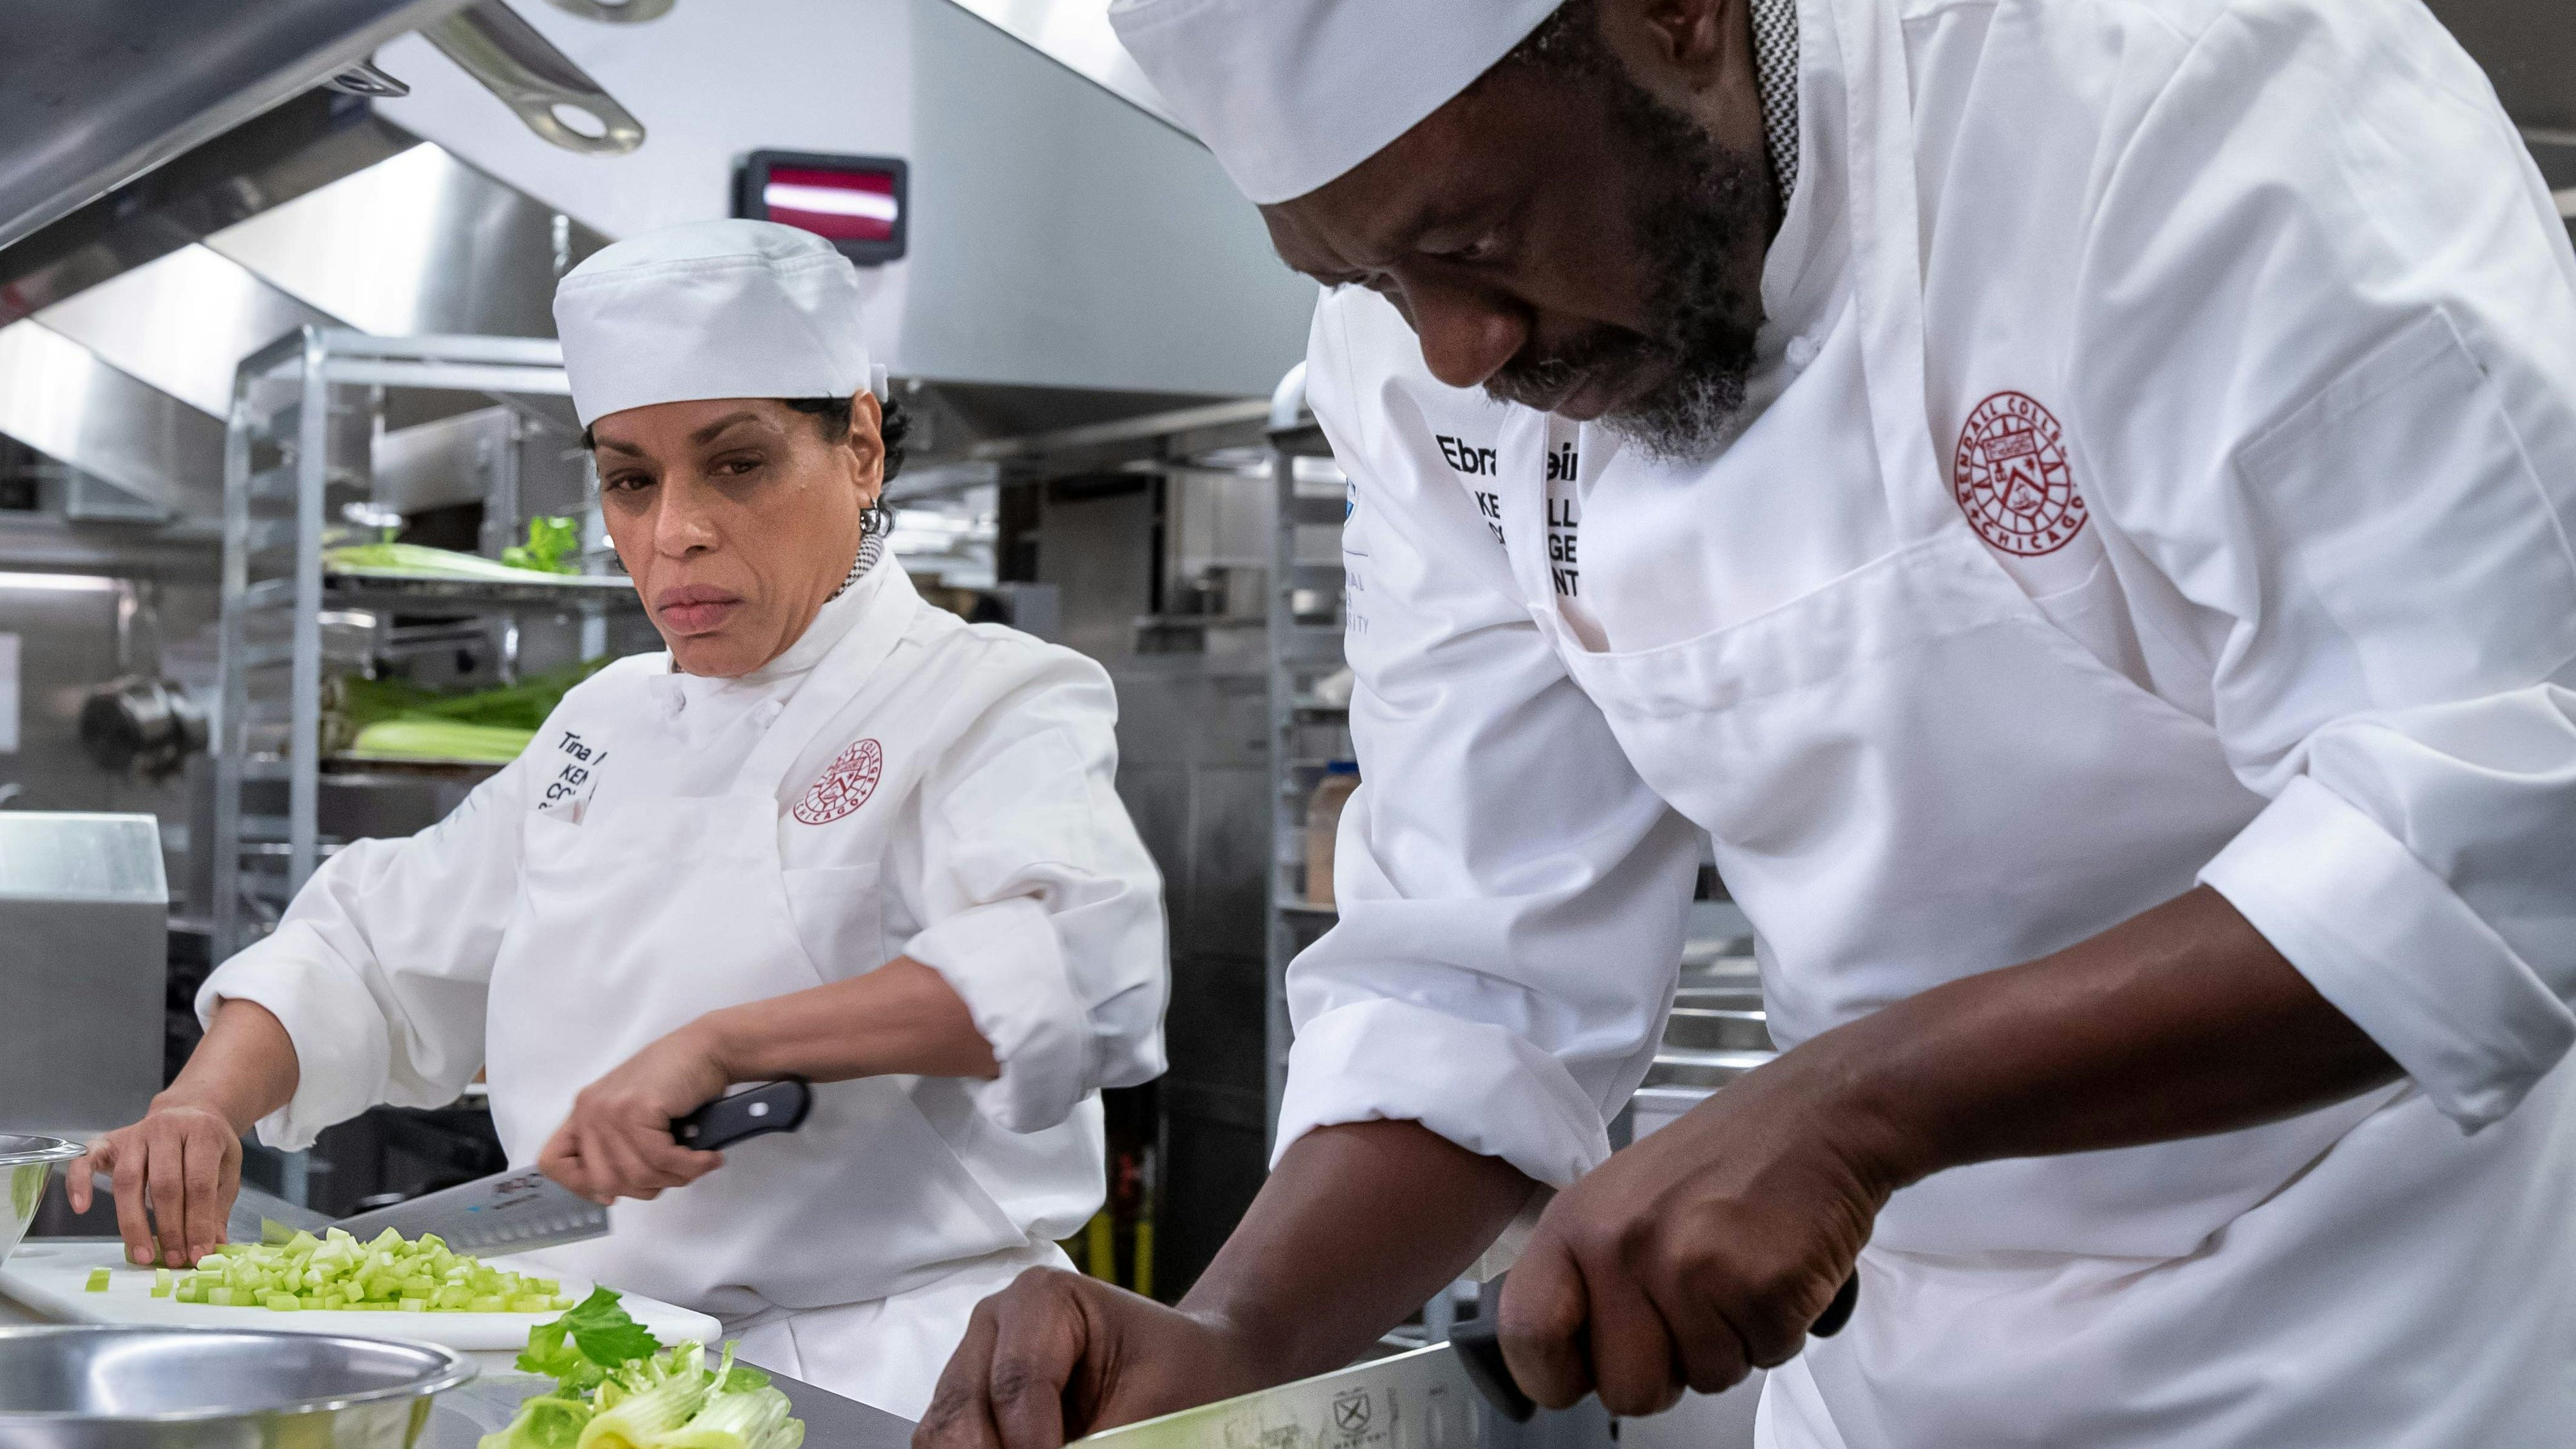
left=1, top=1134, right=84, bottom=1271
left=0, top=1325, right=475, bottom=1448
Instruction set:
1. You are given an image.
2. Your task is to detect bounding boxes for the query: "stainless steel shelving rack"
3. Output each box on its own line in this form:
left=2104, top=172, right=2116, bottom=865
left=213, top=328, right=639, bottom=969
left=1262, top=365, right=1354, bottom=1139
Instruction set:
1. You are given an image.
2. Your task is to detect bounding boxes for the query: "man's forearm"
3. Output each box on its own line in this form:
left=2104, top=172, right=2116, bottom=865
left=1803, top=885, right=2401, bottom=1193
left=696, top=956, right=999, bottom=1084
left=1179, top=1120, right=1539, bottom=1383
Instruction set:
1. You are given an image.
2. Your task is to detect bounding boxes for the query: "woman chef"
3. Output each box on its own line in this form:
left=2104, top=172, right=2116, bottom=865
left=922, top=1, right=2576, bottom=1446
left=70, top=220, right=1169, bottom=1417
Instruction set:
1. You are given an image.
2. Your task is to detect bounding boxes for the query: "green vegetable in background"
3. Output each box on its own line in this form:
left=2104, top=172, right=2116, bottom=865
left=503, top=516, right=584, bottom=575
left=330, top=656, right=615, bottom=763
left=486, top=1295, right=803, bottom=1449
left=326, top=542, right=572, bottom=582
left=347, top=719, right=536, bottom=764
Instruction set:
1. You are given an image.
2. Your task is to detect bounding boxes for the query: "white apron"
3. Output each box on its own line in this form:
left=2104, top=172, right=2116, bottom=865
left=482, top=601, right=1052, bottom=1414
left=1477, top=1, right=2576, bottom=1441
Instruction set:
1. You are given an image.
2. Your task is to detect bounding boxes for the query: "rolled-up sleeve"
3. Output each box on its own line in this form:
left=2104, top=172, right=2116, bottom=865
left=1276, top=291, right=1703, bottom=1186
left=2074, top=3, right=2576, bottom=1130
left=198, top=758, right=531, bottom=1149
left=902, top=647, right=1168, bottom=1133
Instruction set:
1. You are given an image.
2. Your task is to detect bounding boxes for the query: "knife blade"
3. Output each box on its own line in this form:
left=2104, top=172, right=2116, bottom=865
left=1072, top=1264, right=1862, bottom=1449
left=1075, top=1340, right=1491, bottom=1449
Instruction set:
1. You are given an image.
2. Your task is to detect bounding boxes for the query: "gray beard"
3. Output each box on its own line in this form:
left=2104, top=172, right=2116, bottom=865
left=1490, top=62, right=1772, bottom=463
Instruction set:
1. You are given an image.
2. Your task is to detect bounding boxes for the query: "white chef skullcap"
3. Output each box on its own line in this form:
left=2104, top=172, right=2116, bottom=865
left=553, top=219, right=878, bottom=428
left=1110, top=0, right=1561, bottom=204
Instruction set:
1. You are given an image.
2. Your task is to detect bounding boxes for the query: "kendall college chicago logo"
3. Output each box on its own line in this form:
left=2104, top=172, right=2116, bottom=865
left=1954, top=391, right=2088, bottom=556
left=794, top=738, right=884, bottom=825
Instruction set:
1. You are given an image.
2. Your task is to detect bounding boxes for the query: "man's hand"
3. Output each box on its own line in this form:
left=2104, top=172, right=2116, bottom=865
left=1505, top=886, right=2398, bottom=1415
left=537, top=1024, right=729, bottom=1204
left=914, top=1122, right=1538, bottom=1449
left=66, top=1104, right=243, bottom=1269
left=1501, top=1061, right=1886, bottom=1415
left=916, top=1270, right=1274, bottom=1449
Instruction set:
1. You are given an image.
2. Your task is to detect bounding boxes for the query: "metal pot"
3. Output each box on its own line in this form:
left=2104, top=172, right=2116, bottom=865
left=2, top=1135, right=84, bottom=1271
left=0, top=1326, right=475, bottom=1448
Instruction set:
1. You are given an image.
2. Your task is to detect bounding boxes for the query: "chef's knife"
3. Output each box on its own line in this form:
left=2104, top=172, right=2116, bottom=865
left=149, top=1078, right=816, bottom=1254
left=1072, top=1267, right=1860, bottom=1449
left=1449, top=1271, right=1860, bottom=1423
left=332, top=1078, right=814, bottom=1253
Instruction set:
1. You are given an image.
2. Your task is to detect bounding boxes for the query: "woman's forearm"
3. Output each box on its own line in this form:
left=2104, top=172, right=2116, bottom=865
left=163, top=998, right=302, bottom=1133
left=695, top=956, right=999, bottom=1084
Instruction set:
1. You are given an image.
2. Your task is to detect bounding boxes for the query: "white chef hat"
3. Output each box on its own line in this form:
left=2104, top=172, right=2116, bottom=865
left=1110, top=0, right=1561, bottom=204
left=553, top=219, right=880, bottom=429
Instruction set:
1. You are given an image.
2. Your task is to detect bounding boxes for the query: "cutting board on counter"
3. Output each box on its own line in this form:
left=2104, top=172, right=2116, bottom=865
left=0, top=1240, right=719, bottom=1352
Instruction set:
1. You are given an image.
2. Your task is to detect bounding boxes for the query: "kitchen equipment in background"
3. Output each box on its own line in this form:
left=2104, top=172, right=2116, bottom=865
left=419, top=1, right=647, bottom=154
left=543, top=0, right=676, bottom=21
left=77, top=677, right=209, bottom=781
left=1303, top=761, right=1358, bottom=908
left=0, top=814, right=167, bottom=1135
left=734, top=151, right=909, bottom=267
left=2, top=1137, right=84, bottom=1274
left=0, top=1324, right=473, bottom=1446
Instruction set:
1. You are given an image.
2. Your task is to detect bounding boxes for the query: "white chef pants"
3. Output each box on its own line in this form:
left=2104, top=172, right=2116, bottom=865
left=724, top=1241, right=1073, bottom=1421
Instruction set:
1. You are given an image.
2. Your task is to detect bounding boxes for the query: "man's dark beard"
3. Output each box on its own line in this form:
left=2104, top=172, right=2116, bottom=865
left=1490, top=11, right=1771, bottom=462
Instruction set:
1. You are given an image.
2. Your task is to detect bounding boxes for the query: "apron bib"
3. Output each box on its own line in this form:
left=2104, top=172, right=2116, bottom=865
left=486, top=602, right=1028, bottom=1319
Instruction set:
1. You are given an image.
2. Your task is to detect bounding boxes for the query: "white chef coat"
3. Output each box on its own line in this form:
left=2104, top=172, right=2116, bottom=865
left=200, top=562, right=1168, bottom=1414
left=1283, top=0, right=2576, bottom=1442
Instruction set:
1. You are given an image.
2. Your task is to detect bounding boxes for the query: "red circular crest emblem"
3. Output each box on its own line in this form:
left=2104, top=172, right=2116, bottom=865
left=793, top=738, right=883, bottom=826
left=1953, top=391, right=2087, bottom=557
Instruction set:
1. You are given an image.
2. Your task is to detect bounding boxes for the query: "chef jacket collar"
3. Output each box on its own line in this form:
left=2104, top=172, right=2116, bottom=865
left=645, top=548, right=894, bottom=727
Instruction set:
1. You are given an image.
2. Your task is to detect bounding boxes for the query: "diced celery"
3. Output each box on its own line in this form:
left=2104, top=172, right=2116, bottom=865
left=151, top=1269, right=173, bottom=1298
left=263, top=1293, right=299, bottom=1311
left=399, top=1298, right=428, bottom=1312
left=468, top=1295, right=507, bottom=1314
left=84, top=1267, right=110, bottom=1293
left=509, top=1295, right=555, bottom=1313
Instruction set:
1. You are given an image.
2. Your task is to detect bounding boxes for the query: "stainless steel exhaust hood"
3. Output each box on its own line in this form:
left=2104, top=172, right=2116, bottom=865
left=0, top=0, right=471, bottom=253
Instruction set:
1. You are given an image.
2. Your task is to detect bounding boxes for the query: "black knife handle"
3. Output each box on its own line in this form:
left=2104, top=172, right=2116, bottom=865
left=671, top=1078, right=811, bottom=1150
left=1450, top=1305, right=1535, bottom=1423
left=1450, top=1269, right=1859, bottom=1423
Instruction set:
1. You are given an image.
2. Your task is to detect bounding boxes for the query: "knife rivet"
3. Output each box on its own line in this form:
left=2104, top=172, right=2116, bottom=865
left=750, top=1103, right=769, bottom=1117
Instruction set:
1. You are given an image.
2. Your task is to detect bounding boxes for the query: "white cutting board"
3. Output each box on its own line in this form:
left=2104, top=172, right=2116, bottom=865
left=0, top=1240, right=719, bottom=1352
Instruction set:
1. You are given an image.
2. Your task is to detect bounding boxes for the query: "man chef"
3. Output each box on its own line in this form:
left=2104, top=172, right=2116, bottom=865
left=70, top=220, right=1170, bottom=1417
left=918, top=0, right=2576, bottom=1444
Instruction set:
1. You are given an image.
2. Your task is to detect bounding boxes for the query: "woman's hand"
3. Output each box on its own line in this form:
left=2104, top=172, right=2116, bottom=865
left=66, top=998, right=298, bottom=1268
left=537, top=1025, right=732, bottom=1204
left=66, top=1104, right=243, bottom=1269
